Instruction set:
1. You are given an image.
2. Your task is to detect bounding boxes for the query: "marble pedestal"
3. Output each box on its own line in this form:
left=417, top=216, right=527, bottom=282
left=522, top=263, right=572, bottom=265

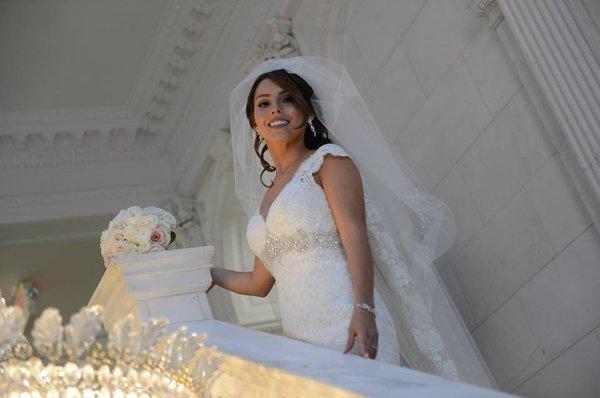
left=89, top=246, right=214, bottom=329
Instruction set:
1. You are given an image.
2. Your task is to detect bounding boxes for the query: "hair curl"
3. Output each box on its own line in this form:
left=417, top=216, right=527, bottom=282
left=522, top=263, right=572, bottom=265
left=246, top=69, right=331, bottom=187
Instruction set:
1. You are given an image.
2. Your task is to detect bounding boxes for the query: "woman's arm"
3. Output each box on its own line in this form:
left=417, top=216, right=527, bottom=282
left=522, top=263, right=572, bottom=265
left=319, top=155, right=374, bottom=306
left=318, top=154, right=378, bottom=359
left=209, top=257, right=275, bottom=297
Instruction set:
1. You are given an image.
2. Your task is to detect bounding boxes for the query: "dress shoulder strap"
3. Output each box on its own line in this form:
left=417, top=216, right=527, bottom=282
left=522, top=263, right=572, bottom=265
left=301, top=143, right=350, bottom=176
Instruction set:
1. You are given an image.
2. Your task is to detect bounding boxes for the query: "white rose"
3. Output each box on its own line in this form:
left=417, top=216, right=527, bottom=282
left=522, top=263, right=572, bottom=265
left=149, top=244, right=166, bottom=252
left=138, top=214, right=158, bottom=230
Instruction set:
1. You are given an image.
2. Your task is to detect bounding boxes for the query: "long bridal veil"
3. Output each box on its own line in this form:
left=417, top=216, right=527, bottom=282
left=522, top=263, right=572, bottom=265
left=230, top=56, right=497, bottom=388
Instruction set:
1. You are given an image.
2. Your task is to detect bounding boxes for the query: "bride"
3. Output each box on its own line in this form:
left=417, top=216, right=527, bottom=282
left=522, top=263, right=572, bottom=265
left=208, top=57, right=497, bottom=388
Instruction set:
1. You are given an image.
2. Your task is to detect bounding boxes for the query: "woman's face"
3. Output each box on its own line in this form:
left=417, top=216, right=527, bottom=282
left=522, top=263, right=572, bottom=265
left=252, top=78, right=305, bottom=143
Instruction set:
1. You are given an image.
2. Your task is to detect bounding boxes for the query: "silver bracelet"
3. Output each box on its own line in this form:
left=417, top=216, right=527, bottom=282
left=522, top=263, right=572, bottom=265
left=356, top=302, right=376, bottom=318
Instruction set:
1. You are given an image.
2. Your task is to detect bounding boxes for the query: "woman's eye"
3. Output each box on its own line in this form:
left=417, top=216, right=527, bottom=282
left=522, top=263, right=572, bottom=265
left=282, top=96, right=294, bottom=103
left=257, top=101, right=269, bottom=108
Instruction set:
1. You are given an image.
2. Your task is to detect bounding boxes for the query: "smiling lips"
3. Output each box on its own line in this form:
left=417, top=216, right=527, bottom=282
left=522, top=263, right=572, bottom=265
left=269, top=119, right=289, bottom=127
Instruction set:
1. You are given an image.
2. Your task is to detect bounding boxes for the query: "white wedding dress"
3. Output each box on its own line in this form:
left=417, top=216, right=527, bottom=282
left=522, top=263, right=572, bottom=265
left=246, top=143, right=401, bottom=365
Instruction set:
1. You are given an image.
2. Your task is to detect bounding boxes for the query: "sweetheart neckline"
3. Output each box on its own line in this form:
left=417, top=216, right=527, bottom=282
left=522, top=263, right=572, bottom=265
left=255, top=150, right=317, bottom=223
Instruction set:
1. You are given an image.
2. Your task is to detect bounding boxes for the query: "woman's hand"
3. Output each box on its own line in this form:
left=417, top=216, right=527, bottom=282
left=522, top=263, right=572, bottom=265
left=344, top=306, right=378, bottom=359
left=206, top=268, right=217, bottom=293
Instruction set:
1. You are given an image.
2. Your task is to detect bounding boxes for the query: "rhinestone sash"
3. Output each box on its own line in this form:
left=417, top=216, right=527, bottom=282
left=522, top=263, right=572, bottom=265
left=263, top=229, right=341, bottom=262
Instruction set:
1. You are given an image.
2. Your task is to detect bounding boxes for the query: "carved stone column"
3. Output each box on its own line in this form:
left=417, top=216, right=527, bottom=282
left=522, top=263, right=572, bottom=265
left=497, top=0, right=600, bottom=203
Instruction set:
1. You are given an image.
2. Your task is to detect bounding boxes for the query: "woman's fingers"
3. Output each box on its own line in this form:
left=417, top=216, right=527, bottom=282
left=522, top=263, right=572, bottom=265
left=370, top=339, right=378, bottom=359
left=345, top=328, right=378, bottom=359
left=358, top=332, right=378, bottom=359
left=359, top=335, right=370, bottom=358
left=344, top=331, right=355, bottom=353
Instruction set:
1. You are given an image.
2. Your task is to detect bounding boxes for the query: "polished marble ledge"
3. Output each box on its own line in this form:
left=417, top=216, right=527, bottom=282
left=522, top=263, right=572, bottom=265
left=182, top=320, right=514, bottom=398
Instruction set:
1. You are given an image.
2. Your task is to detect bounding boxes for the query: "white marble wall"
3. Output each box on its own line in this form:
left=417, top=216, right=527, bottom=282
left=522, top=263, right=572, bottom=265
left=296, top=0, right=599, bottom=396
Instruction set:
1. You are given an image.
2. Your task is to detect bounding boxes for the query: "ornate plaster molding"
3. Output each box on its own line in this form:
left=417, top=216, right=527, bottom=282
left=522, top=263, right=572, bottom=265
left=467, top=0, right=504, bottom=29
left=242, top=17, right=300, bottom=74
left=467, top=0, right=496, bottom=17
left=0, top=183, right=174, bottom=208
left=0, top=1, right=241, bottom=224
left=0, top=127, right=158, bottom=171
left=0, top=105, right=161, bottom=171
left=129, top=0, right=217, bottom=149
left=0, top=106, right=137, bottom=144
left=0, top=0, right=230, bottom=173
left=0, top=106, right=133, bottom=128
left=127, top=0, right=239, bottom=154
left=0, top=1, right=230, bottom=173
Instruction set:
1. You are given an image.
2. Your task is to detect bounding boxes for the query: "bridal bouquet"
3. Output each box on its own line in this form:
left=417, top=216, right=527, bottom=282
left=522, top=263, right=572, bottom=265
left=100, top=206, right=177, bottom=267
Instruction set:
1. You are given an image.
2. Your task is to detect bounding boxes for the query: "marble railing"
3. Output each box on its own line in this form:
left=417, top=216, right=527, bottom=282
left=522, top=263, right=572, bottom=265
left=89, top=246, right=513, bottom=398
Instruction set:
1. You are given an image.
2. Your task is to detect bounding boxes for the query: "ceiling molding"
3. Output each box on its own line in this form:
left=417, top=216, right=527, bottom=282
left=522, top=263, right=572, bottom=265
left=0, top=182, right=175, bottom=224
left=0, top=106, right=137, bottom=145
left=0, top=106, right=133, bottom=129
left=0, top=0, right=285, bottom=226
left=0, top=0, right=230, bottom=224
left=0, top=105, right=160, bottom=171
left=0, top=138, right=158, bottom=172
left=126, top=0, right=191, bottom=116
left=0, top=0, right=226, bottom=174
left=0, top=183, right=174, bottom=208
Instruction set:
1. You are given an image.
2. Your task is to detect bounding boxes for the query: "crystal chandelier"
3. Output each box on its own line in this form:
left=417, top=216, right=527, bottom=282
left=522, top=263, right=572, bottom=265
left=0, top=295, right=222, bottom=397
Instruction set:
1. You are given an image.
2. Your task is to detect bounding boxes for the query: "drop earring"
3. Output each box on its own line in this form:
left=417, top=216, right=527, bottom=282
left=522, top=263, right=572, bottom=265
left=308, top=116, right=327, bottom=139
left=308, top=116, right=317, bottom=138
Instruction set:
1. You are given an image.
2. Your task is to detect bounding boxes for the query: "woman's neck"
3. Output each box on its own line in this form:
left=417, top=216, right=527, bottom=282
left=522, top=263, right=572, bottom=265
left=267, top=139, right=311, bottom=175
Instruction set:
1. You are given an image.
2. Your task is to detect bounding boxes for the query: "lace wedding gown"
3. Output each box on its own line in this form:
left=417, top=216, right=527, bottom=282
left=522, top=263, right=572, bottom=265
left=246, top=144, right=401, bottom=365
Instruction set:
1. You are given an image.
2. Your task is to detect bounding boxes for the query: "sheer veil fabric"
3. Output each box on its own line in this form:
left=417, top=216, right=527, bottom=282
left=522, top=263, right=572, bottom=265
left=230, top=57, right=497, bottom=388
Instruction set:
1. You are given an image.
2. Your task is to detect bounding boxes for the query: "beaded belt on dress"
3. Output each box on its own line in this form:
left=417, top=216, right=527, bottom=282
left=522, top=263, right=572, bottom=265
left=263, top=229, right=341, bottom=262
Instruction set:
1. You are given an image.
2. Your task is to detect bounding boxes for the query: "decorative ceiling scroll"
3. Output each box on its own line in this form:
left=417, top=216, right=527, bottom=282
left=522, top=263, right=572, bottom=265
left=466, top=0, right=497, bottom=17
left=135, top=2, right=213, bottom=143
left=242, top=17, right=300, bottom=74
left=466, top=0, right=504, bottom=29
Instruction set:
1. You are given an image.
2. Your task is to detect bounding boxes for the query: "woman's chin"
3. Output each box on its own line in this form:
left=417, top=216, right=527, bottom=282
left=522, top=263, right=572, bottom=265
left=265, top=130, right=302, bottom=142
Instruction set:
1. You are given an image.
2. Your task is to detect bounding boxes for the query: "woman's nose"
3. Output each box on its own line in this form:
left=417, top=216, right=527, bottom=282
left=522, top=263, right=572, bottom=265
left=271, top=102, right=282, bottom=113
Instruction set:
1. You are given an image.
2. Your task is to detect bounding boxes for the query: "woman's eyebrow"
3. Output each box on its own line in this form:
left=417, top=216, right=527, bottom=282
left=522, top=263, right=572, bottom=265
left=255, top=90, right=288, bottom=99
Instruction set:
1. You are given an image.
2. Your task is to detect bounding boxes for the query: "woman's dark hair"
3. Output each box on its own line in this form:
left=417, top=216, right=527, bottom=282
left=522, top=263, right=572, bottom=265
left=246, top=69, right=331, bottom=187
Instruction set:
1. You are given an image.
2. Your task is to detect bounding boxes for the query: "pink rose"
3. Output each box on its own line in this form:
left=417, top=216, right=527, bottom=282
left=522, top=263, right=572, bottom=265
left=150, top=228, right=169, bottom=246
